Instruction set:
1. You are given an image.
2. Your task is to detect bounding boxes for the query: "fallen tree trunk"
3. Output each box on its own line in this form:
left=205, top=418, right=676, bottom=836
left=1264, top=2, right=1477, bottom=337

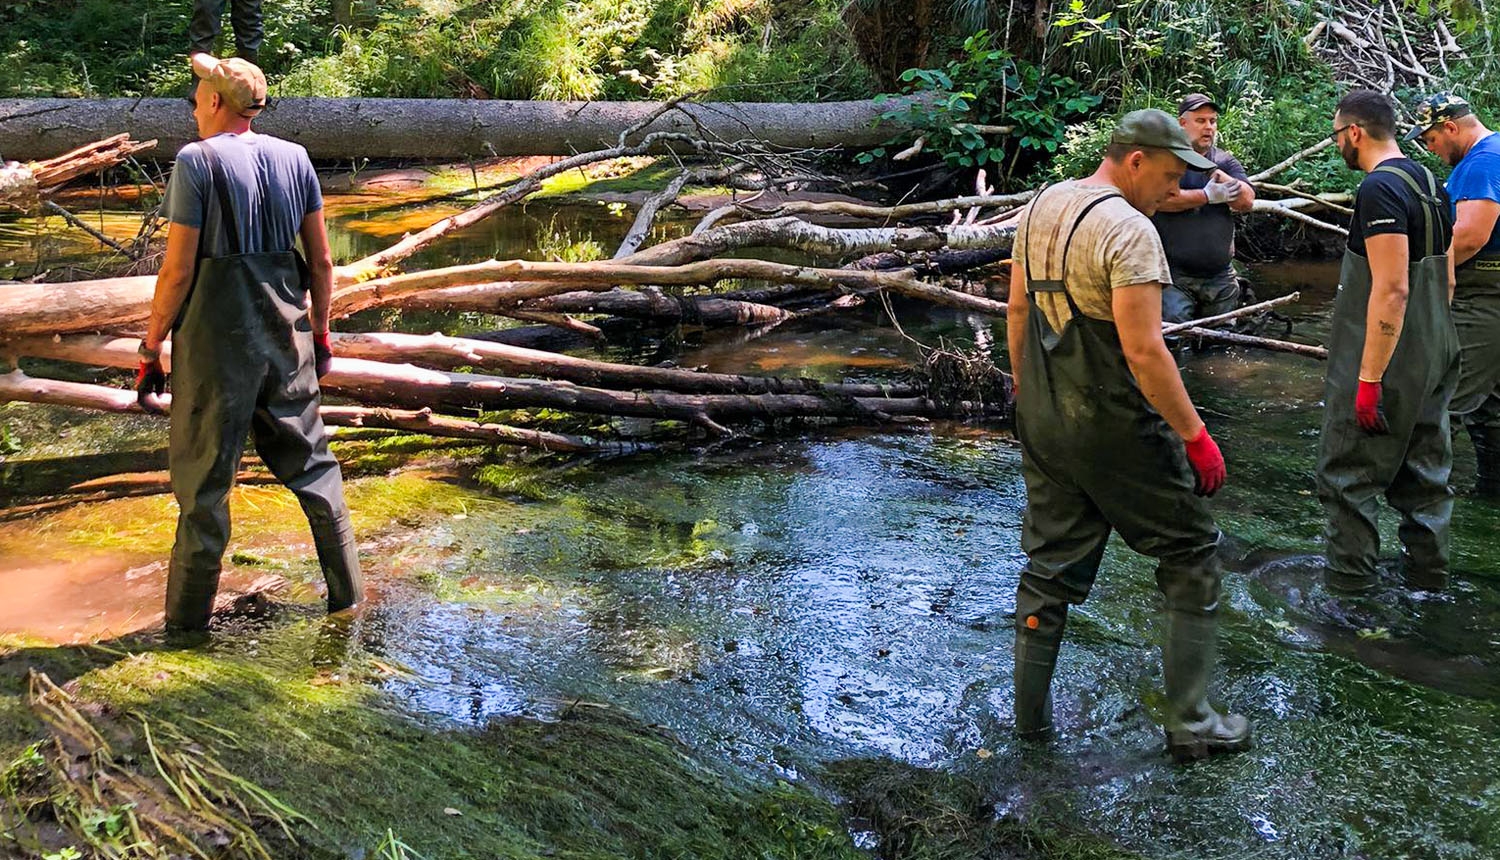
left=0, top=97, right=911, bottom=161
left=323, top=358, right=961, bottom=432
left=5, top=332, right=920, bottom=398
left=0, top=368, right=637, bottom=453
left=1, top=133, right=155, bottom=212
left=3, top=339, right=987, bottom=434
left=1, top=218, right=1016, bottom=336
left=424, top=286, right=795, bottom=326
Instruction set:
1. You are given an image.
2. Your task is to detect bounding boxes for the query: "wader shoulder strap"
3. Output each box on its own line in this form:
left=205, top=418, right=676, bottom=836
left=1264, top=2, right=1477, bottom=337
left=1373, top=164, right=1443, bottom=259
left=196, top=140, right=242, bottom=256
left=1022, top=187, right=1123, bottom=318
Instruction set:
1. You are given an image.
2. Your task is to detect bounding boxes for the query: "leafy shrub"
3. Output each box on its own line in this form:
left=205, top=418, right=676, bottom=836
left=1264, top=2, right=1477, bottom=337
left=861, top=31, right=1100, bottom=183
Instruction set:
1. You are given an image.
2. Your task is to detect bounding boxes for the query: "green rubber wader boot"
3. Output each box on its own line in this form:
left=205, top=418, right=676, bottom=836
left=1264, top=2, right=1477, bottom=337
left=1469, top=421, right=1500, bottom=498
left=1013, top=603, right=1067, bottom=740
left=1317, top=164, right=1459, bottom=595
left=311, top=516, right=363, bottom=613
left=1162, top=610, right=1251, bottom=762
left=164, top=563, right=221, bottom=632
left=166, top=140, right=363, bottom=627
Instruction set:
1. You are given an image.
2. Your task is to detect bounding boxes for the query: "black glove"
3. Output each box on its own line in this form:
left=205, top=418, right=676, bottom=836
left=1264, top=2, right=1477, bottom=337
left=136, top=356, right=167, bottom=414
left=314, top=330, right=333, bottom=379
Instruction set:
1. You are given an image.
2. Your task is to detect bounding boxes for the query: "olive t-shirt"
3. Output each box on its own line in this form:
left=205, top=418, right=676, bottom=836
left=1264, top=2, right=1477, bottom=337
left=1014, top=181, right=1174, bottom=332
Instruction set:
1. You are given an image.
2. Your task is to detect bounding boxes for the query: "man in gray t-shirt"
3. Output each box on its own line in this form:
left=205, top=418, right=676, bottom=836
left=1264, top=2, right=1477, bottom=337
left=1149, top=93, right=1257, bottom=324
left=138, top=54, right=361, bottom=633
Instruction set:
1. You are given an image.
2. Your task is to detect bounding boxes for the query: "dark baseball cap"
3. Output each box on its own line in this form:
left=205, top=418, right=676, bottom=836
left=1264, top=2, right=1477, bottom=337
left=1177, top=93, right=1220, bottom=115
left=1111, top=109, right=1217, bottom=170
left=1403, top=92, right=1473, bottom=140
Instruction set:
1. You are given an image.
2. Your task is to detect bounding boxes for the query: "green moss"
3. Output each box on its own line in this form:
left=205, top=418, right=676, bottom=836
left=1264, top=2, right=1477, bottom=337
left=826, top=757, right=1144, bottom=860
left=0, top=627, right=862, bottom=860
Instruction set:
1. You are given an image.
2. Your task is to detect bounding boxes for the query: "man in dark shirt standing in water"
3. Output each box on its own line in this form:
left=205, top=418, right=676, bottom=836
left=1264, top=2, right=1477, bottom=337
left=1318, top=89, right=1458, bottom=595
left=1151, top=94, right=1256, bottom=324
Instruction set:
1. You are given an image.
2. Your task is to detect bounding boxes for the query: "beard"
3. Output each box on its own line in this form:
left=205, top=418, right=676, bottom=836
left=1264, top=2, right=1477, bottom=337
left=1340, top=141, right=1360, bottom=170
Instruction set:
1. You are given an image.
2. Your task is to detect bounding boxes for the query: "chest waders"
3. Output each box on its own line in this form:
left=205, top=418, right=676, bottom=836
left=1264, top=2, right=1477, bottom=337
left=1012, top=188, right=1249, bottom=759
left=1450, top=249, right=1500, bottom=496
left=1317, top=165, right=1459, bottom=594
left=165, top=140, right=363, bottom=631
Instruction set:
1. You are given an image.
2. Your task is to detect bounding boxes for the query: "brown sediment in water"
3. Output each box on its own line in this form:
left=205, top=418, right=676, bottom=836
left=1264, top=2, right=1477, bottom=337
left=0, top=553, right=297, bottom=644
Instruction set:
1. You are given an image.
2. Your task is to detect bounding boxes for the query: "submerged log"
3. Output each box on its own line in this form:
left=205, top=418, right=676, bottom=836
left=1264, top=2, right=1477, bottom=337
left=2, top=339, right=988, bottom=435
left=0, top=97, right=909, bottom=161
left=0, top=368, right=635, bottom=453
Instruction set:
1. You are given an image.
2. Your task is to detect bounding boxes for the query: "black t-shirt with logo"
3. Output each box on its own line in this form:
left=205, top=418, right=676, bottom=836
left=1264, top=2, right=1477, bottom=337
left=1347, top=157, right=1454, bottom=259
left=1150, top=146, right=1249, bottom=277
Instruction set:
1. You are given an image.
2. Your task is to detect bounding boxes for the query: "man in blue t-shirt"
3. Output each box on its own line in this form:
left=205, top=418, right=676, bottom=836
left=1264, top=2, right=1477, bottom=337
left=1150, top=93, right=1257, bottom=325
left=1409, top=92, right=1500, bottom=497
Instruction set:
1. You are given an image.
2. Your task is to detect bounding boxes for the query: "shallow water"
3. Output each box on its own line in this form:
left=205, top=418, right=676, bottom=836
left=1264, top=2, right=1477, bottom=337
left=4, top=193, right=1500, bottom=859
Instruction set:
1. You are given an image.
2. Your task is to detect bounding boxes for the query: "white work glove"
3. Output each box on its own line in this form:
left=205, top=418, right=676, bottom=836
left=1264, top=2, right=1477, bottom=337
left=1204, top=176, right=1242, bottom=205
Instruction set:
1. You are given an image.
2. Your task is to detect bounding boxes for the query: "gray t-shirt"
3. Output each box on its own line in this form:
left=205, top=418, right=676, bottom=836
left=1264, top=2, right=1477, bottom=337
left=161, top=131, right=323, bottom=257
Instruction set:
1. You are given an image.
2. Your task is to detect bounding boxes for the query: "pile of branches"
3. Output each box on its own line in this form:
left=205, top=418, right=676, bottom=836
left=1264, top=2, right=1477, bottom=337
left=0, top=104, right=1032, bottom=455
left=1304, top=0, right=1469, bottom=95
left=0, top=97, right=1345, bottom=468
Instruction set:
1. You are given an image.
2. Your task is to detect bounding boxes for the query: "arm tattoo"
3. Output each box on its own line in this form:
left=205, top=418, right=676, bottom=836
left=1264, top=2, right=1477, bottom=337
left=1379, top=320, right=1397, bottom=336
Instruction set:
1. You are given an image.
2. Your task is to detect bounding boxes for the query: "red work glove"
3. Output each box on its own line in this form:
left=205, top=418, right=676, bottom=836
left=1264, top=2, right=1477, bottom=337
left=313, top=330, right=333, bottom=379
left=135, top=355, right=167, bottom=415
left=1355, top=378, right=1388, bottom=434
left=1183, top=426, right=1226, bottom=497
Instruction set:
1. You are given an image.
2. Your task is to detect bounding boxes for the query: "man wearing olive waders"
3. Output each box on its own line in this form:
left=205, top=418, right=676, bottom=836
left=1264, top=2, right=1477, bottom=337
left=1408, top=93, right=1500, bottom=500
left=1007, top=110, right=1250, bottom=761
left=137, top=54, right=362, bottom=631
left=1318, top=90, right=1458, bottom=595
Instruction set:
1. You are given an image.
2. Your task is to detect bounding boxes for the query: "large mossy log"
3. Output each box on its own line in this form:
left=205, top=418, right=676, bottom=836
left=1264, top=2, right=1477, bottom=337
left=0, top=97, right=908, bottom=161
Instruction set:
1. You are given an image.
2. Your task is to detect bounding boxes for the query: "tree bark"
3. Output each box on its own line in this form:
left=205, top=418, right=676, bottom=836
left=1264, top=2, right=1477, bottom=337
left=0, top=367, right=639, bottom=453
left=5, top=333, right=920, bottom=398
left=2, top=340, right=983, bottom=432
left=406, top=284, right=796, bottom=326
left=0, top=97, right=912, bottom=161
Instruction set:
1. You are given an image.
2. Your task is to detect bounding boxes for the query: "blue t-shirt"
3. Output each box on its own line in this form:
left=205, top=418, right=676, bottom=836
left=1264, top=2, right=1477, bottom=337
left=1445, top=131, right=1500, bottom=258
left=162, top=131, right=323, bottom=258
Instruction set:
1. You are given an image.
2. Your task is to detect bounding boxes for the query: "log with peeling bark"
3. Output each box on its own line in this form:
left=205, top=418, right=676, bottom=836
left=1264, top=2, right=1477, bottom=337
left=5, top=332, right=920, bottom=398
left=1, top=339, right=996, bottom=435
left=0, top=133, right=154, bottom=212
left=0, top=368, right=640, bottom=453
left=407, top=284, right=797, bottom=327
left=0, top=214, right=1016, bottom=335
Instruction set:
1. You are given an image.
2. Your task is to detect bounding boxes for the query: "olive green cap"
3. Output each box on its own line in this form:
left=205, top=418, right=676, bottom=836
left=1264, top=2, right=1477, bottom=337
left=1111, top=109, right=1217, bottom=170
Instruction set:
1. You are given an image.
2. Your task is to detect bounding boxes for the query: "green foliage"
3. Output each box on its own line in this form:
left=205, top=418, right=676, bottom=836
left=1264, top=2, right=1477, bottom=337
left=1048, top=0, right=1323, bottom=106
left=1, top=0, right=874, bottom=101
left=0, top=0, right=334, bottom=96
left=0, top=423, right=21, bottom=455
left=862, top=32, right=1099, bottom=181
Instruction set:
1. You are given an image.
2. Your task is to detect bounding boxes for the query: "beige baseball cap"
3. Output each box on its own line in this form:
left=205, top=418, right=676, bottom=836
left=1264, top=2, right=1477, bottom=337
left=190, top=53, right=266, bottom=115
